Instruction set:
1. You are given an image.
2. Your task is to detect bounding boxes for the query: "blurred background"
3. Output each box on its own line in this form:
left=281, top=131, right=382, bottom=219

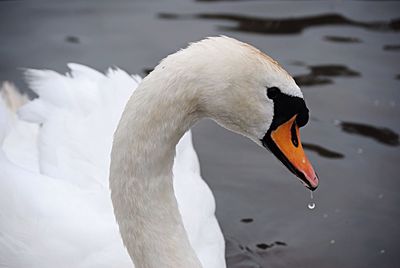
left=0, top=0, right=399, bottom=267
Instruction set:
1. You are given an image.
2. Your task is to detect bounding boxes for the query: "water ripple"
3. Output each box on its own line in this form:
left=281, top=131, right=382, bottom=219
left=303, top=143, right=344, bottom=159
left=240, top=218, right=254, bottom=223
left=383, top=44, right=400, bottom=51
left=65, top=35, right=80, bottom=44
left=159, top=13, right=400, bottom=35
left=324, top=35, right=362, bottom=43
left=340, top=121, right=399, bottom=146
left=294, top=64, right=360, bottom=87
left=226, top=236, right=288, bottom=267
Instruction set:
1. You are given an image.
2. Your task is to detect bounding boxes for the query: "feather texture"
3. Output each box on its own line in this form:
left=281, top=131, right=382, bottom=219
left=0, top=64, right=225, bottom=268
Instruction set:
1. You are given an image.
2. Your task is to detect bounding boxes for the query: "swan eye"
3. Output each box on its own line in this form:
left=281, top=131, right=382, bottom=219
left=267, top=87, right=280, bottom=99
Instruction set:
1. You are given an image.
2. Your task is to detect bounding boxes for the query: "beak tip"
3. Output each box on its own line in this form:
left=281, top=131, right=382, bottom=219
left=309, top=185, right=318, bottom=191
left=308, top=175, right=319, bottom=191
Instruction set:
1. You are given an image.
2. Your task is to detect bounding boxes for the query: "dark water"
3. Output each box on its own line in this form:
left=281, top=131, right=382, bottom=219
left=159, top=12, right=400, bottom=34
left=1, top=1, right=399, bottom=267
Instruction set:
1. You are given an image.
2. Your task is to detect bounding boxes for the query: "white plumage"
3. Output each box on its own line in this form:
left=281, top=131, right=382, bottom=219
left=0, top=64, right=225, bottom=268
left=0, top=36, right=313, bottom=268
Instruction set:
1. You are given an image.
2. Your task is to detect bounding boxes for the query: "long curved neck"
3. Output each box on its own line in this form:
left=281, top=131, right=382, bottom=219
left=109, top=72, right=203, bottom=268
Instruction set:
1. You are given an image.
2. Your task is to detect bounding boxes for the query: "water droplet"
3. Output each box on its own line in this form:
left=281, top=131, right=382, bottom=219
left=308, top=190, right=315, bottom=210
left=378, top=194, right=384, bottom=199
left=380, top=249, right=385, bottom=254
left=373, top=100, right=380, bottom=106
left=330, top=239, right=336, bottom=244
left=323, top=213, right=328, bottom=219
left=357, top=148, right=363, bottom=154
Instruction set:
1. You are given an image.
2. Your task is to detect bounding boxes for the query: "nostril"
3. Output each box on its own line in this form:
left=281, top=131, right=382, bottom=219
left=291, top=121, right=299, bottom=147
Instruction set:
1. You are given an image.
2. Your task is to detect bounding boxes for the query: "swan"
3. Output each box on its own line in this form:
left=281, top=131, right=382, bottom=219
left=0, top=68, right=223, bottom=267
left=0, top=36, right=318, bottom=268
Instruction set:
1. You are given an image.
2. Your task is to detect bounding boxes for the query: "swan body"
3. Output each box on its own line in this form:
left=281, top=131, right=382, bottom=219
left=0, top=65, right=224, bottom=267
left=1, top=36, right=318, bottom=268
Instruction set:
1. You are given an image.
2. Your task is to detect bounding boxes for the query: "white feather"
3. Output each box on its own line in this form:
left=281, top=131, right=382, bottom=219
left=0, top=65, right=225, bottom=268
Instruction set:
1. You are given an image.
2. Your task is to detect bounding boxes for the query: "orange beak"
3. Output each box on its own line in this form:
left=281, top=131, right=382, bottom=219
left=264, top=115, right=319, bottom=190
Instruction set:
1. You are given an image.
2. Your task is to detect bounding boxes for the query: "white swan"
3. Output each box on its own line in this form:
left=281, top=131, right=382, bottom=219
left=0, top=36, right=318, bottom=268
left=0, top=68, right=224, bottom=267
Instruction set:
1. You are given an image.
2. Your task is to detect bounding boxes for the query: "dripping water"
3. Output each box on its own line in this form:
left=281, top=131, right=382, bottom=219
left=308, top=190, right=316, bottom=210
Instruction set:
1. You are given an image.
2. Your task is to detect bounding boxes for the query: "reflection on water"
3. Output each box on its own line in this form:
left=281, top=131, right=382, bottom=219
left=324, top=35, right=362, bottom=43
left=294, top=64, right=360, bottom=87
left=256, top=241, right=287, bottom=250
left=65, top=35, right=80, bottom=44
left=295, top=74, right=331, bottom=87
left=159, top=13, right=400, bottom=35
left=340, top=121, right=399, bottom=146
left=240, top=218, right=253, bottom=223
left=383, top=44, right=400, bottom=51
left=226, top=237, right=288, bottom=267
left=303, top=142, right=344, bottom=159
left=225, top=237, right=259, bottom=267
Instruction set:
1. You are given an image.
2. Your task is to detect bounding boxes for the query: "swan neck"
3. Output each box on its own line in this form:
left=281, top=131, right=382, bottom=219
left=109, top=77, right=202, bottom=268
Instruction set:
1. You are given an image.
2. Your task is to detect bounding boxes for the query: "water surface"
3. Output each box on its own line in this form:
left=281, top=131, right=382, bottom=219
left=0, top=1, right=399, bottom=267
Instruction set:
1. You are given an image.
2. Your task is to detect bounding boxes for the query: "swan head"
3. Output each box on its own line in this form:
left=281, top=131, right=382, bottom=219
left=157, top=36, right=319, bottom=190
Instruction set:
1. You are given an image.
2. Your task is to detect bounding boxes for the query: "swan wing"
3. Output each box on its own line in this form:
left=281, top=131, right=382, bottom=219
left=0, top=65, right=225, bottom=268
